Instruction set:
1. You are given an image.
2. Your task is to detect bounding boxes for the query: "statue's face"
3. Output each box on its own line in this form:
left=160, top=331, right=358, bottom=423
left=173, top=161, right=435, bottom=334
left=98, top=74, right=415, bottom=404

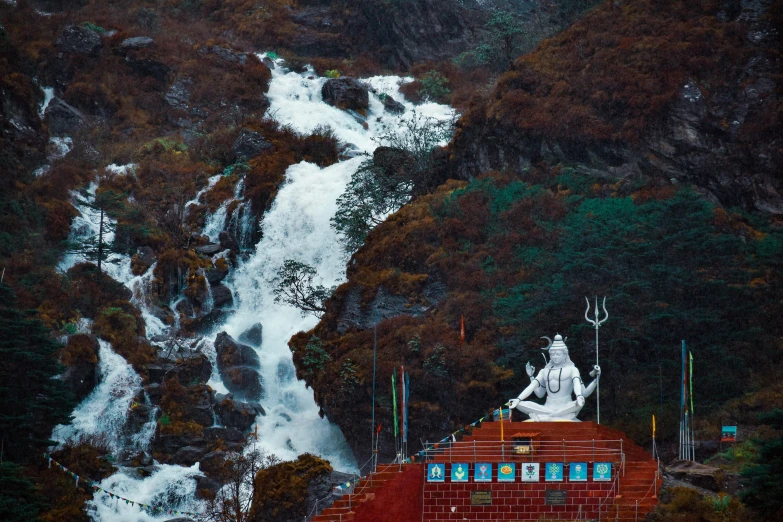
left=549, top=349, right=566, bottom=366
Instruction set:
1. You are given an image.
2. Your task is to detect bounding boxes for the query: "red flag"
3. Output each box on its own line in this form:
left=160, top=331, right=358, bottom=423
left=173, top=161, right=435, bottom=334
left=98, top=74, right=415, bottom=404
left=460, top=315, right=465, bottom=343
left=374, top=422, right=382, bottom=435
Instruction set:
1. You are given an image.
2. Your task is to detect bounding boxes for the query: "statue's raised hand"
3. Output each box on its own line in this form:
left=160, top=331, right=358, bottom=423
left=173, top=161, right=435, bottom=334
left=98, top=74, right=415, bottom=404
left=589, top=365, right=601, bottom=379
left=525, top=362, right=535, bottom=379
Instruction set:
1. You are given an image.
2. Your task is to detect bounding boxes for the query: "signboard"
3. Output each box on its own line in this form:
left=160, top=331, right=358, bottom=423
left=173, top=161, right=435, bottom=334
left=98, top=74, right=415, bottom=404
left=474, top=463, right=492, bottom=482
left=521, top=462, right=540, bottom=482
left=593, top=462, right=612, bottom=482
left=545, top=490, right=567, bottom=505
left=721, top=426, right=737, bottom=442
left=545, top=462, right=564, bottom=481
left=569, top=462, right=587, bottom=481
left=498, top=463, right=516, bottom=482
left=451, top=463, right=469, bottom=482
left=470, top=491, right=492, bottom=506
left=427, top=463, right=445, bottom=482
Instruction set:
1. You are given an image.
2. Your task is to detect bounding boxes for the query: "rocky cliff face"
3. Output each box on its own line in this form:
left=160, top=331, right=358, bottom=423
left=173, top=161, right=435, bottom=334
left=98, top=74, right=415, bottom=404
left=448, top=0, right=782, bottom=214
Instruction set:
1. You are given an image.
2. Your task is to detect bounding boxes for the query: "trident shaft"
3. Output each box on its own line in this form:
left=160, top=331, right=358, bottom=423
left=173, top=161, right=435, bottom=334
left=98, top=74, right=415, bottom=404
left=585, top=296, right=608, bottom=424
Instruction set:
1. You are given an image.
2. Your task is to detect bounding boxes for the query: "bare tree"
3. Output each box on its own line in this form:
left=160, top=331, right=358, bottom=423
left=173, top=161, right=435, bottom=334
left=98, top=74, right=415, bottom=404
left=198, top=445, right=279, bottom=522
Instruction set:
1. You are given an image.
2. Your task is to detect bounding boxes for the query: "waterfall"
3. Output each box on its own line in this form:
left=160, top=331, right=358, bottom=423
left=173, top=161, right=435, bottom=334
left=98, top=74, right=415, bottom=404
left=52, top=340, right=156, bottom=455
left=54, top=55, right=454, bottom=521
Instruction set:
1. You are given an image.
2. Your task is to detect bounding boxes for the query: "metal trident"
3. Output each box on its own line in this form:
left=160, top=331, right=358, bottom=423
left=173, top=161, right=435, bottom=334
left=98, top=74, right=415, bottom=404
left=585, top=296, right=608, bottom=424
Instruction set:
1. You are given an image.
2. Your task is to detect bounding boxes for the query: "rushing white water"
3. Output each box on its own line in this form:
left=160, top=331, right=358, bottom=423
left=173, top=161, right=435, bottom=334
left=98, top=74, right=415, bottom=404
left=52, top=340, right=155, bottom=454
left=88, top=463, right=203, bottom=522
left=38, top=85, right=54, bottom=117
left=55, top=57, right=454, bottom=521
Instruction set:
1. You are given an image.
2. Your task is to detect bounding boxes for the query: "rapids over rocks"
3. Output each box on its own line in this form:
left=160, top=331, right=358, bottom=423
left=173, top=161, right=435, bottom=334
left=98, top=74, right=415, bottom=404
left=51, top=55, right=454, bottom=521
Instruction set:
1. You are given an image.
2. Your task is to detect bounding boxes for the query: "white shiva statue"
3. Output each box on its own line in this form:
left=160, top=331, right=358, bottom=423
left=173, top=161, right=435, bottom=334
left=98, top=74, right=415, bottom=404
left=508, top=334, right=601, bottom=421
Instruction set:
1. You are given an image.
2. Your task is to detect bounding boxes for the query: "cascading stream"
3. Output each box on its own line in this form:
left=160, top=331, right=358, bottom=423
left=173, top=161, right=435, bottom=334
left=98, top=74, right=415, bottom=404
left=54, top=56, right=454, bottom=521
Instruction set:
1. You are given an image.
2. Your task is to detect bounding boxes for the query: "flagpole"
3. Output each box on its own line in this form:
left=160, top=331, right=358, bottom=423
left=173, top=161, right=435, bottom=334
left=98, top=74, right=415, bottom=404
left=371, top=306, right=378, bottom=472
left=680, top=340, right=686, bottom=460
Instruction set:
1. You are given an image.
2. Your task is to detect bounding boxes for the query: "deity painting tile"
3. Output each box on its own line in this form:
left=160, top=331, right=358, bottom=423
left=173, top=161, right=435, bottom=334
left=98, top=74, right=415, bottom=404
left=521, top=462, right=540, bottom=482
left=545, top=462, right=564, bottom=481
left=569, top=462, right=587, bottom=481
left=450, top=463, right=469, bottom=482
left=593, top=462, right=612, bottom=481
left=497, top=463, right=516, bottom=482
left=427, top=463, right=445, bottom=482
left=474, top=462, right=492, bottom=482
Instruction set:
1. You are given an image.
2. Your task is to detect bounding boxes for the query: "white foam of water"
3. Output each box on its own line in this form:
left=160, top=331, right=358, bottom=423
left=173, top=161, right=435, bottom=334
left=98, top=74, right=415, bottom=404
left=87, top=463, right=204, bottom=522
left=105, top=163, right=137, bottom=176
left=39, top=86, right=54, bottom=117
left=203, top=202, right=228, bottom=243
left=185, top=174, right=222, bottom=211
left=52, top=340, right=153, bottom=454
left=49, top=136, right=73, bottom=160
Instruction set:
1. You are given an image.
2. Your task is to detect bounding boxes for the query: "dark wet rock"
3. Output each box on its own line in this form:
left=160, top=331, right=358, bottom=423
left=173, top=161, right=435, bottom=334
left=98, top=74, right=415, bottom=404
left=232, top=128, right=272, bottom=162
left=146, top=383, right=163, bottom=404
left=206, top=265, right=229, bottom=284
left=321, top=78, right=369, bottom=112
left=120, top=36, right=154, bottom=50
left=262, top=56, right=275, bottom=69
left=238, top=323, right=263, bottom=347
left=124, top=398, right=154, bottom=437
left=194, top=475, right=221, bottom=498
left=380, top=93, right=405, bottom=114
left=200, top=45, right=248, bottom=65
left=56, top=25, right=102, bottom=55
left=125, top=56, right=170, bottom=82
left=219, top=231, right=239, bottom=252
left=195, top=243, right=223, bottom=255
left=214, top=332, right=262, bottom=398
left=214, top=393, right=265, bottom=431
left=131, top=246, right=155, bottom=271
left=211, top=284, right=234, bottom=309
left=166, top=78, right=192, bottom=111
left=60, top=334, right=99, bottom=401
left=44, top=97, right=85, bottom=135
left=666, top=460, right=737, bottom=493
left=186, top=309, right=229, bottom=334
left=173, top=445, right=210, bottom=466
left=199, top=451, right=228, bottom=475
left=175, top=298, right=195, bottom=317
left=148, top=350, right=212, bottom=386
left=203, top=426, right=244, bottom=443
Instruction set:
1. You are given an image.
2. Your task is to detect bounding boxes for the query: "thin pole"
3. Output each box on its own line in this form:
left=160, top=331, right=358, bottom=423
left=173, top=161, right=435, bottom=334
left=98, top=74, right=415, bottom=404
left=1, top=267, right=5, bottom=282
left=595, top=319, right=600, bottom=424
left=371, top=307, right=378, bottom=472
left=680, top=340, right=686, bottom=460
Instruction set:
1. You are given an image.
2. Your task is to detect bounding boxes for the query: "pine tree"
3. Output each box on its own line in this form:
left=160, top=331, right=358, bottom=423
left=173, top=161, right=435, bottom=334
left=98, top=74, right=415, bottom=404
left=0, top=283, right=75, bottom=462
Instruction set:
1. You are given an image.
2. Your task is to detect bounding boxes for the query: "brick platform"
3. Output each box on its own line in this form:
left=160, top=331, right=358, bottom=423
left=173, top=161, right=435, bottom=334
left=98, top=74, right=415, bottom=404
left=311, top=421, right=660, bottom=522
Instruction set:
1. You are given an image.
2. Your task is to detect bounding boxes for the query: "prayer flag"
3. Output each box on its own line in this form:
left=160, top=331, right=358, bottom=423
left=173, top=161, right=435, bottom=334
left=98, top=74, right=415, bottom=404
left=460, top=315, right=465, bottom=343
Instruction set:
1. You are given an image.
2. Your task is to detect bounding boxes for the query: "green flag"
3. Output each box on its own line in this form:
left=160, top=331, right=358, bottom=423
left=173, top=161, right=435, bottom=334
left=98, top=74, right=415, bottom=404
left=392, top=368, right=399, bottom=437
left=689, top=351, right=694, bottom=414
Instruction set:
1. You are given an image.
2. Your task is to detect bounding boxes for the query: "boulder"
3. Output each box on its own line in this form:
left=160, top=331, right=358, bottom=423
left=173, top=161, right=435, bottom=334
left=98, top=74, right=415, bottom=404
left=666, top=460, right=731, bottom=492
left=175, top=298, right=195, bottom=317
left=44, top=98, right=85, bottom=136
left=321, top=78, right=369, bottom=112
left=211, top=284, right=233, bottom=309
left=232, top=129, right=272, bottom=162
left=219, top=231, right=239, bottom=252
left=131, top=246, right=155, bottom=272
left=173, top=445, right=210, bottom=466
left=206, top=263, right=229, bottom=284
left=166, top=78, right=192, bottom=111
left=147, top=351, right=212, bottom=386
left=214, top=332, right=262, bottom=398
left=56, top=25, right=102, bottom=55
left=203, top=426, right=244, bottom=443
left=186, top=309, right=229, bottom=334
left=238, top=323, right=263, bottom=347
left=125, top=57, right=170, bottom=82
left=380, top=93, right=405, bottom=114
left=120, top=36, right=154, bottom=50
left=199, top=450, right=228, bottom=475
left=214, top=393, right=265, bottom=431
left=195, top=243, right=223, bottom=256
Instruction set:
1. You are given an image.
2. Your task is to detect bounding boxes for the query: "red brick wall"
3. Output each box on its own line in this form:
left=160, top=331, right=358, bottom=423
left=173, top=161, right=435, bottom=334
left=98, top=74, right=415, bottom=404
left=423, top=478, right=613, bottom=521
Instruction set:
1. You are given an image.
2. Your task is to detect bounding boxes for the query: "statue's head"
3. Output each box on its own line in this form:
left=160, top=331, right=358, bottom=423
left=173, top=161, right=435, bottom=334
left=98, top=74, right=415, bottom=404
left=543, top=334, right=573, bottom=368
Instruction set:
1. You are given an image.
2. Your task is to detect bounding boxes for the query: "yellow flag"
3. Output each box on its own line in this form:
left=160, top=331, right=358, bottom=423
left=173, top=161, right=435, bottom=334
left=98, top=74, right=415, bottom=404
left=652, top=414, right=656, bottom=438
left=499, top=405, right=504, bottom=442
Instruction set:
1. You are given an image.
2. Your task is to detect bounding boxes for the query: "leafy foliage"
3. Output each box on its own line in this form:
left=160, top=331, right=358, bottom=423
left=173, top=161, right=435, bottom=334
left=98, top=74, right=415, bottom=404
left=739, top=410, right=783, bottom=521
left=331, top=113, right=454, bottom=253
left=273, top=260, right=335, bottom=317
left=0, top=462, right=44, bottom=522
left=417, top=70, right=450, bottom=102
left=0, top=284, right=75, bottom=461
